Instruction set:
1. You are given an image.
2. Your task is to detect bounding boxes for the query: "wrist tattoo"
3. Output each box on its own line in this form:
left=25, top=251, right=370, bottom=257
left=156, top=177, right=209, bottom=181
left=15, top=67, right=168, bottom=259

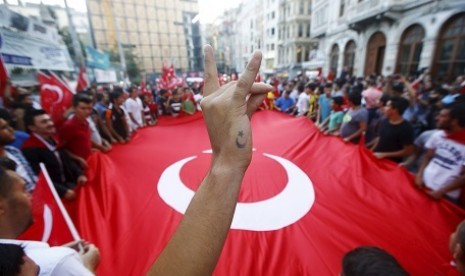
left=235, top=130, right=247, bottom=149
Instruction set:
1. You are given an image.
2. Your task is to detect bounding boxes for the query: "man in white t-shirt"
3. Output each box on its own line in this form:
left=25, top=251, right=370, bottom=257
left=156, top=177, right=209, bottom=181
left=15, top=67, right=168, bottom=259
left=125, top=87, right=145, bottom=130
left=296, top=83, right=309, bottom=116
left=416, top=103, right=465, bottom=202
left=0, top=166, right=100, bottom=275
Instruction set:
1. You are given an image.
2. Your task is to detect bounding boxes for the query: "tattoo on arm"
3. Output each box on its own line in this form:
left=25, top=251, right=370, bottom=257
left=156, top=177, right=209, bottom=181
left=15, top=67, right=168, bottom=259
left=235, top=130, right=246, bottom=149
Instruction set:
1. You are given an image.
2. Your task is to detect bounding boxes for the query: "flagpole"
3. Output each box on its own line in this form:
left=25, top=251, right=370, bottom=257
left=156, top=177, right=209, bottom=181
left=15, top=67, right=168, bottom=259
left=39, top=163, right=82, bottom=242
left=63, top=0, right=84, bottom=69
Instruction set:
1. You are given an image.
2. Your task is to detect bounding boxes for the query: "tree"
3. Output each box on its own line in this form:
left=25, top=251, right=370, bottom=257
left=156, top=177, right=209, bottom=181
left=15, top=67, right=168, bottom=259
left=109, top=48, right=141, bottom=83
left=58, top=27, right=86, bottom=65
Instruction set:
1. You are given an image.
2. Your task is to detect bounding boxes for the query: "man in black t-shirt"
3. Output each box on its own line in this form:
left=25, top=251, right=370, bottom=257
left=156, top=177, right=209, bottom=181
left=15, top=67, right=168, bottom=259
left=372, top=96, right=414, bottom=163
left=168, top=89, right=183, bottom=117
left=157, top=89, right=171, bottom=115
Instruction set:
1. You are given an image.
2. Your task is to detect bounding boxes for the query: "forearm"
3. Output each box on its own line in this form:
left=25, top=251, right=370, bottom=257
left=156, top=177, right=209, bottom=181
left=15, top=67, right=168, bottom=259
left=91, top=141, right=105, bottom=150
left=417, top=156, right=432, bottom=181
left=438, top=174, right=465, bottom=194
left=148, top=163, right=245, bottom=275
left=100, top=121, right=115, bottom=140
left=401, top=154, right=416, bottom=167
left=129, top=114, right=138, bottom=125
left=367, top=137, right=379, bottom=150
left=106, top=121, right=122, bottom=140
left=377, top=148, right=411, bottom=159
left=65, top=150, right=80, bottom=161
left=345, top=129, right=364, bottom=141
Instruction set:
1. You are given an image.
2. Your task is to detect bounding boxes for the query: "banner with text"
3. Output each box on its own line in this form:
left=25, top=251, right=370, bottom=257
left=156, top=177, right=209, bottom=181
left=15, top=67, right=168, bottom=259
left=0, top=28, right=74, bottom=71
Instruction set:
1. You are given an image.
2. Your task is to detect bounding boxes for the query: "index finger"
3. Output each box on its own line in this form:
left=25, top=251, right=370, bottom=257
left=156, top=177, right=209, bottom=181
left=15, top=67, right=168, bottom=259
left=203, top=45, right=220, bottom=97
left=235, top=51, right=262, bottom=99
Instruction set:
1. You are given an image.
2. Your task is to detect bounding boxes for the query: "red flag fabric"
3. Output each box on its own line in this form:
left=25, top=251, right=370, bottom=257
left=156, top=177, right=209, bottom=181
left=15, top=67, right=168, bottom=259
left=76, top=67, right=88, bottom=93
left=18, top=164, right=79, bottom=246
left=74, top=111, right=464, bottom=275
left=0, top=55, right=8, bottom=99
left=38, top=72, right=75, bottom=127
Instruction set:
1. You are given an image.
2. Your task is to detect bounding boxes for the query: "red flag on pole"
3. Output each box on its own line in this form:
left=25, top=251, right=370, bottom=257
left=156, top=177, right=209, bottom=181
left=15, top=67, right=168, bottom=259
left=76, top=67, right=89, bottom=93
left=18, top=163, right=81, bottom=246
left=0, top=55, right=9, bottom=100
left=38, top=71, right=75, bottom=127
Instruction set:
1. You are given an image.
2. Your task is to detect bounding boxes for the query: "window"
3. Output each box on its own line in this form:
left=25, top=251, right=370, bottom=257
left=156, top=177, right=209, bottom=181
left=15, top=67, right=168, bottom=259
left=299, top=1, right=305, bottom=14
left=271, top=28, right=275, bottom=35
left=344, top=40, right=356, bottom=75
left=296, top=46, right=302, bottom=62
left=339, top=0, right=345, bottom=17
left=308, top=1, right=312, bottom=14
left=271, top=44, right=275, bottom=50
left=433, top=13, right=465, bottom=82
left=272, top=11, right=275, bottom=19
left=396, top=25, right=425, bottom=76
left=298, top=24, right=303, bottom=37
left=307, top=23, right=311, bottom=37
left=330, top=44, right=340, bottom=75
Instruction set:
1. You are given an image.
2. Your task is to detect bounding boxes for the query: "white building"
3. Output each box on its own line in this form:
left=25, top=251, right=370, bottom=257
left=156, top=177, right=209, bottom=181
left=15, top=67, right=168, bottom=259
left=214, top=0, right=315, bottom=78
left=7, top=2, right=92, bottom=45
left=277, top=0, right=315, bottom=78
left=232, top=0, right=266, bottom=73
left=311, top=0, right=465, bottom=81
left=263, top=0, right=280, bottom=74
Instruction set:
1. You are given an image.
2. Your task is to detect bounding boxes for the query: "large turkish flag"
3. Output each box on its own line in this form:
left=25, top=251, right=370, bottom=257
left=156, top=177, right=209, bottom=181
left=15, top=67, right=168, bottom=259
left=74, top=111, right=464, bottom=275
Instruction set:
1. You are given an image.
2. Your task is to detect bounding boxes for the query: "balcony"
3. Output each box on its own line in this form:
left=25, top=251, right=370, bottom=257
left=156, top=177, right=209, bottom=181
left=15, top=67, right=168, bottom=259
left=346, top=0, right=433, bottom=31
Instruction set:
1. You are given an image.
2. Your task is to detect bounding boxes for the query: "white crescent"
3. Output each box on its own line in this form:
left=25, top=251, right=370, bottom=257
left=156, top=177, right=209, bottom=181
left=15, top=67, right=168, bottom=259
left=41, top=204, right=53, bottom=242
left=41, top=84, right=64, bottom=104
left=157, top=151, right=315, bottom=231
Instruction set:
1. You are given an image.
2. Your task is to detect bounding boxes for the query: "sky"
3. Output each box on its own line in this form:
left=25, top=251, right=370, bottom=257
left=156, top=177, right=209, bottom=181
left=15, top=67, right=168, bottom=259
left=198, top=0, right=242, bottom=23
left=9, top=0, right=242, bottom=24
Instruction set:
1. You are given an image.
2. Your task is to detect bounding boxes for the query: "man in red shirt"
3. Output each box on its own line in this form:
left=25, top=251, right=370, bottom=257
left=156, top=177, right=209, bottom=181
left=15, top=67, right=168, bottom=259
left=58, top=94, right=93, bottom=168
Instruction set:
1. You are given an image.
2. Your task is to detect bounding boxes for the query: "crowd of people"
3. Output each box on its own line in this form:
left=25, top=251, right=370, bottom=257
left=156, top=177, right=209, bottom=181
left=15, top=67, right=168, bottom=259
left=269, top=72, right=465, bottom=206
left=0, top=53, right=464, bottom=274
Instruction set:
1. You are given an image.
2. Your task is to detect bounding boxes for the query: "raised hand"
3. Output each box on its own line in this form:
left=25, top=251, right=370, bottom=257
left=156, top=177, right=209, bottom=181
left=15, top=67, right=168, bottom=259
left=201, top=45, right=273, bottom=173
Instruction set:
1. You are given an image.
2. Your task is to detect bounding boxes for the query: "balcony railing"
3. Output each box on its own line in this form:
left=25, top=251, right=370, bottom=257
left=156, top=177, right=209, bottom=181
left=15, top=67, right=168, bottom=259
left=346, top=0, right=417, bottom=23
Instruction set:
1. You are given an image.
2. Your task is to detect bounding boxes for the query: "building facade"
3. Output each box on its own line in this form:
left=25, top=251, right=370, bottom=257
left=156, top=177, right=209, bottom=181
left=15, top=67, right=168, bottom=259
left=212, top=0, right=315, bottom=78
left=263, top=0, right=280, bottom=73
left=311, top=0, right=465, bottom=81
left=7, top=2, right=92, bottom=46
left=277, top=0, right=315, bottom=78
left=87, top=0, right=202, bottom=74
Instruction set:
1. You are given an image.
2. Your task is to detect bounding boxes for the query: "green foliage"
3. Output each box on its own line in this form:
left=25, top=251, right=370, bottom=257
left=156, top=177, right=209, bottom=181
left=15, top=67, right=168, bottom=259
left=58, top=27, right=86, bottom=64
left=11, top=67, right=24, bottom=74
left=109, top=48, right=141, bottom=82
